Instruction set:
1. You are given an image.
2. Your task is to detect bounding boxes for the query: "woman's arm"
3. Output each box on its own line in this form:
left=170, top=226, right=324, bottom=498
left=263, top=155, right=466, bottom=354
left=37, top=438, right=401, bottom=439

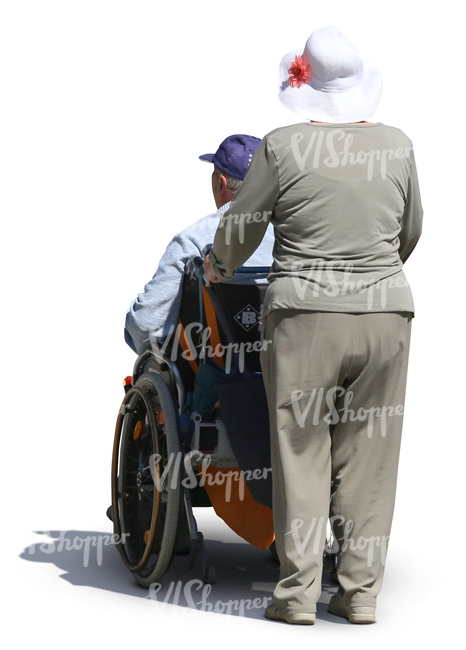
left=398, top=145, right=423, bottom=264
left=208, top=137, right=280, bottom=281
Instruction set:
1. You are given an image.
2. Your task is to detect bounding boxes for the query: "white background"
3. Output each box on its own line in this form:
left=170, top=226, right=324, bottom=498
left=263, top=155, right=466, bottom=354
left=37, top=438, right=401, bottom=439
left=1, top=0, right=464, bottom=647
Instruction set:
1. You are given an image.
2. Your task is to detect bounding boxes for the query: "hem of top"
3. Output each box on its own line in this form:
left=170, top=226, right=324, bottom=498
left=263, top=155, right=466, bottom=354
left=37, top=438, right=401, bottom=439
left=305, top=122, right=383, bottom=128
left=263, top=301, right=415, bottom=315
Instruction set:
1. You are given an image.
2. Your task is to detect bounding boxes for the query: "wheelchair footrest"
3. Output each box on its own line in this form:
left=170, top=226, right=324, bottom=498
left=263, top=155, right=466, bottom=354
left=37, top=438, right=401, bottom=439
left=188, top=532, right=216, bottom=584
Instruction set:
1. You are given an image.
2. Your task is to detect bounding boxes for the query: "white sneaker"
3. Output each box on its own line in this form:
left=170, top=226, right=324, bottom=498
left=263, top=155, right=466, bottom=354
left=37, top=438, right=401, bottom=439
left=328, top=594, right=376, bottom=624
left=265, top=604, right=315, bottom=625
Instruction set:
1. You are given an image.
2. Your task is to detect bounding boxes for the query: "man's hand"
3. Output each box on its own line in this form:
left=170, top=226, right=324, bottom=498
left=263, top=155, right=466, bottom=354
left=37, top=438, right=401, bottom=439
left=203, top=254, right=220, bottom=283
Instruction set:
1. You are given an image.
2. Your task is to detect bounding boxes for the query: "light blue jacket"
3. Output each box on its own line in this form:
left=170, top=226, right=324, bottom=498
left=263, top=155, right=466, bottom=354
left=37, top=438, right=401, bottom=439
left=125, top=201, right=274, bottom=354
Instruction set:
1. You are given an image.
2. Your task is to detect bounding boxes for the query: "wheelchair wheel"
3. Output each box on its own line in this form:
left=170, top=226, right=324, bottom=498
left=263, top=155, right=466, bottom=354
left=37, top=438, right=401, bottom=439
left=111, top=371, right=183, bottom=587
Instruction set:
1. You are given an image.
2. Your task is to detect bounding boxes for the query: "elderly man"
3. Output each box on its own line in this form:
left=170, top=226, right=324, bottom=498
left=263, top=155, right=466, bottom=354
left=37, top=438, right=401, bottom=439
left=113, top=134, right=275, bottom=551
left=124, top=134, right=274, bottom=355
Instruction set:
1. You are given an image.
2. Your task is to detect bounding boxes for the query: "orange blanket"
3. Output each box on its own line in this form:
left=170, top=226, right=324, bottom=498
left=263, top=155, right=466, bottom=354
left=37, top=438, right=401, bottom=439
left=198, top=465, right=274, bottom=550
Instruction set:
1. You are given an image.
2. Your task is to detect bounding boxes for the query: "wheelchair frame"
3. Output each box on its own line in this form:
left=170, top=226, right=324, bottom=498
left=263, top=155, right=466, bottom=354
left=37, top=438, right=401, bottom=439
left=111, top=260, right=274, bottom=587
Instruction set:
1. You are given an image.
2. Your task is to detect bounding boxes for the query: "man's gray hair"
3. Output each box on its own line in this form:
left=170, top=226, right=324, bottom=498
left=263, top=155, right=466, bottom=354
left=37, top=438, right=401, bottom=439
left=214, top=165, right=242, bottom=193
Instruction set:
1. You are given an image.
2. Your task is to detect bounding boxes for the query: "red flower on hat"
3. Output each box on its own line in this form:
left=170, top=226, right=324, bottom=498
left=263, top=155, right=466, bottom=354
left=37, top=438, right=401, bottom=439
left=288, top=55, right=311, bottom=88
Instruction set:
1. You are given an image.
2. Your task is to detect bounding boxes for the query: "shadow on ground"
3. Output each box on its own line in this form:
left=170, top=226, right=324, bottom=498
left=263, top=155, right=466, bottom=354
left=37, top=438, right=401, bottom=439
left=21, top=528, right=343, bottom=623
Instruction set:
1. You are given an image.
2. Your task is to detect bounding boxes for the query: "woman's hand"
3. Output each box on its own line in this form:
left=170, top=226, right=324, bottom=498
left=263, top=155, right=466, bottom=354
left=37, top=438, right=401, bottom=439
left=203, top=254, right=220, bottom=283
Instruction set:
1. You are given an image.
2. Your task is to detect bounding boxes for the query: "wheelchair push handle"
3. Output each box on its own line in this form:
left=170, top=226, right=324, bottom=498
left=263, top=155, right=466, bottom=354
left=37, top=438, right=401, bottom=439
left=201, top=243, right=213, bottom=258
left=191, top=245, right=212, bottom=273
left=198, top=244, right=271, bottom=275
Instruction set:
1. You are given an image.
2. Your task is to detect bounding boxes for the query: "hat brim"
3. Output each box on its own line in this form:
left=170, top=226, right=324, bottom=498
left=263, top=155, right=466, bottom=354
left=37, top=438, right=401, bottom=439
left=278, top=49, right=383, bottom=123
left=199, top=154, right=215, bottom=162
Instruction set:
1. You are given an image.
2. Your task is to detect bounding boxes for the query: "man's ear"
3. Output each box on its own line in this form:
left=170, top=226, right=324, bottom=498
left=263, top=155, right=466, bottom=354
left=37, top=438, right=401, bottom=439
left=218, top=172, right=228, bottom=193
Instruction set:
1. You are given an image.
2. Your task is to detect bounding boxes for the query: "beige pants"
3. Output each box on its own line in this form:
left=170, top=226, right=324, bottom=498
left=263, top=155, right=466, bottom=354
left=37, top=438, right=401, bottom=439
left=260, top=310, right=412, bottom=614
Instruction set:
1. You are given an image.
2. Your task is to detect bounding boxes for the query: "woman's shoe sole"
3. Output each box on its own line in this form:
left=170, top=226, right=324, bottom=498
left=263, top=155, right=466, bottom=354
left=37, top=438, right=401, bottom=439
left=328, top=601, right=376, bottom=624
left=265, top=605, right=315, bottom=625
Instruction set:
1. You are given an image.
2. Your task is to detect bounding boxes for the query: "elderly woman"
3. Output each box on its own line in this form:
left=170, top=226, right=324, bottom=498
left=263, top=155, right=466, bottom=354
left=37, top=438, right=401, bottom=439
left=204, top=26, right=422, bottom=625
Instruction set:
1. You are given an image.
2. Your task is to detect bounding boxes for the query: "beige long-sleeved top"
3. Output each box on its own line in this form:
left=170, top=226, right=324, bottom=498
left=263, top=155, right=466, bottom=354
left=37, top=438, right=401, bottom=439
left=209, top=122, right=423, bottom=317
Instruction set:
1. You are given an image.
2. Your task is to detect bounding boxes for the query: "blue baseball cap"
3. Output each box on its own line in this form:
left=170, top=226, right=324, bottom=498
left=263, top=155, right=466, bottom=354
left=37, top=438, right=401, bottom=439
left=199, top=134, right=261, bottom=180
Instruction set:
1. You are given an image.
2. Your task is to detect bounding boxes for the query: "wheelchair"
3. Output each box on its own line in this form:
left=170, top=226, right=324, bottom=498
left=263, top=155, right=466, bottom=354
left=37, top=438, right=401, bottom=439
left=111, top=255, right=337, bottom=587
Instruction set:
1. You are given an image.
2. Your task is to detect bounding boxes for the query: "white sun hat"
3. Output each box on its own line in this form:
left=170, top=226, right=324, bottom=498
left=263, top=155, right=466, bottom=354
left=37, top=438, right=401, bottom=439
left=278, top=26, right=383, bottom=123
